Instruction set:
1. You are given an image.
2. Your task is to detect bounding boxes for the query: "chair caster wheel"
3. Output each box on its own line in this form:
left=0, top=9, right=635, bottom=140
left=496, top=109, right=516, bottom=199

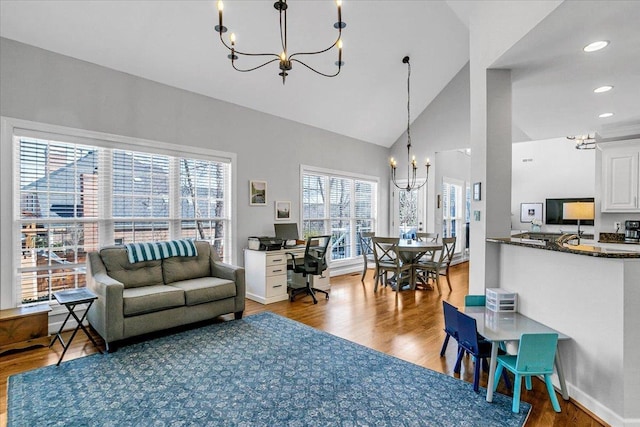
left=313, top=300, right=318, bottom=304
left=326, top=295, right=329, bottom=300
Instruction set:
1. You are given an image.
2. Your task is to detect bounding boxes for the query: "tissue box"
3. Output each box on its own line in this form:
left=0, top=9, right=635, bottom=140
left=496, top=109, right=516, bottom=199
left=485, top=288, right=517, bottom=312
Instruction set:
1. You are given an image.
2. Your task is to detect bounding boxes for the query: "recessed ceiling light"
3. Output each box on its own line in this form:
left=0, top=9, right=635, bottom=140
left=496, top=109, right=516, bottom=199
left=599, top=112, right=614, bottom=118
left=583, top=40, right=609, bottom=52
left=594, top=85, right=613, bottom=93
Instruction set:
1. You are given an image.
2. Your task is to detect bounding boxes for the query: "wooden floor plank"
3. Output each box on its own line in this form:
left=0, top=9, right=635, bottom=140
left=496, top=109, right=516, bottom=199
left=0, top=263, right=606, bottom=426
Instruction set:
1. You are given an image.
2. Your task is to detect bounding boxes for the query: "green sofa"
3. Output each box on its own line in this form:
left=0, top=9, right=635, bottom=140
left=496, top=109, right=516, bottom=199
left=86, top=241, right=245, bottom=350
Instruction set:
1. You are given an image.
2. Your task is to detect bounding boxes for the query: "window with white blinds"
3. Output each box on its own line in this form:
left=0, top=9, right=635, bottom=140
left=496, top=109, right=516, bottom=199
left=302, top=168, right=377, bottom=262
left=15, top=135, right=231, bottom=306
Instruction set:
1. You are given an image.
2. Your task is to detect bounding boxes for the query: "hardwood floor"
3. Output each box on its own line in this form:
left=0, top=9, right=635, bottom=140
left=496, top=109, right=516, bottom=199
left=0, top=262, right=606, bottom=426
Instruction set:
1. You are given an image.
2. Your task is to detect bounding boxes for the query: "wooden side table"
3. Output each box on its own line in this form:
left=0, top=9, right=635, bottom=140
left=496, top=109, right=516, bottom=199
left=50, top=288, right=103, bottom=365
left=0, top=305, right=51, bottom=355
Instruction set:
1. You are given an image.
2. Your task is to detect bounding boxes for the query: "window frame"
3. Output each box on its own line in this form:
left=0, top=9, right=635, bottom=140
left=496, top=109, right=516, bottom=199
left=1, top=117, right=237, bottom=309
left=300, top=164, right=378, bottom=267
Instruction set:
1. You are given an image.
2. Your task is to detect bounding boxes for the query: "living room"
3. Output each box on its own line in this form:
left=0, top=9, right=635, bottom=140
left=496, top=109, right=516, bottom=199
left=1, top=1, right=639, bottom=426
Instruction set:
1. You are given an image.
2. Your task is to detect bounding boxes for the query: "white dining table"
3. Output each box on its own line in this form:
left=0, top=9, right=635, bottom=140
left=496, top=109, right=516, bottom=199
left=464, top=306, right=571, bottom=403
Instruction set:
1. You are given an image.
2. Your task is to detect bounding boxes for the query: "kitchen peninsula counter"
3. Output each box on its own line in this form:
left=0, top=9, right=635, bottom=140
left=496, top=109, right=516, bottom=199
left=487, top=237, right=640, bottom=258
left=486, top=237, right=640, bottom=425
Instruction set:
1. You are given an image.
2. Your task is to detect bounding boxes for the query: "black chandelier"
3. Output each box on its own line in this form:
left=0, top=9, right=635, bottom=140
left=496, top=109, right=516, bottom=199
left=215, top=0, right=346, bottom=85
left=390, top=56, right=430, bottom=192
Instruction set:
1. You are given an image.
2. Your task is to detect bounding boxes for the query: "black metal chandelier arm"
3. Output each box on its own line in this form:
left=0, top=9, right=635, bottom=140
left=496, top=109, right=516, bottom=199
left=288, top=34, right=342, bottom=60
left=217, top=33, right=280, bottom=58
left=232, top=58, right=281, bottom=73
left=290, top=59, right=341, bottom=77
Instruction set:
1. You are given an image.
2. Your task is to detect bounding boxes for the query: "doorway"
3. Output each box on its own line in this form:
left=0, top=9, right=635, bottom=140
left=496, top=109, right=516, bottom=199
left=390, top=181, right=426, bottom=238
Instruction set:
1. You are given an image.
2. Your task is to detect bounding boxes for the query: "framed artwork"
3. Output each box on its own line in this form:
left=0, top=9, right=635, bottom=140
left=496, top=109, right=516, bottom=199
left=275, top=201, right=291, bottom=220
left=249, top=180, right=267, bottom=206
left=520, top=202, right=543, bottom=223
left=473, top=182, right=482, bottom=201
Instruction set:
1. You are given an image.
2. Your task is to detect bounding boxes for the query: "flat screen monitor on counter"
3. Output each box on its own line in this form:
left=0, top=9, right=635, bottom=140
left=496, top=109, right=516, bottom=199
left=545, top=197, right=595, bottom=225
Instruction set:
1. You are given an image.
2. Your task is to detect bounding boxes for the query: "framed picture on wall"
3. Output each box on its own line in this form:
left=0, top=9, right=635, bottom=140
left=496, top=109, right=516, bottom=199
left=249, top=180, right=267, bottom=206
left=520, top=202, right=543, bottom=223
left=275, top=201, right=291, bottom=220
left=473, top=182, right=482, bottom=201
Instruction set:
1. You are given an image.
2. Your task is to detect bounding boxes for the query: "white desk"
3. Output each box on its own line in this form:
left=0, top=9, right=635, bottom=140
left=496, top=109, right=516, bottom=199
left=244, top=247, right=330, bottom=304
left=464, top=307, right=570, bottom=403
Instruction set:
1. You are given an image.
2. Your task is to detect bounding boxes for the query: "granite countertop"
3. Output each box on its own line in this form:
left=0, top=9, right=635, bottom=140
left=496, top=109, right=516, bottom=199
left=487, top=237, right=640, bottom=258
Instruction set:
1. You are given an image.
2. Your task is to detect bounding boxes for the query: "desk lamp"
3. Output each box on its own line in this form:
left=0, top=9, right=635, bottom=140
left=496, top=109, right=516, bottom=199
left=563, top=202, right=594, bottom=244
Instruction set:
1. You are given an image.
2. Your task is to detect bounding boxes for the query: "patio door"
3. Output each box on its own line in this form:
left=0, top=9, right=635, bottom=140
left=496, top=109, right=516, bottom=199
left=390, top=181, right=426, bottom=238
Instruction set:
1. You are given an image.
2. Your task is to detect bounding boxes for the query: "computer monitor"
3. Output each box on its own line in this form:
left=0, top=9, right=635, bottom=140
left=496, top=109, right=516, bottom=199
left=274, top=223, right=299, bottom=247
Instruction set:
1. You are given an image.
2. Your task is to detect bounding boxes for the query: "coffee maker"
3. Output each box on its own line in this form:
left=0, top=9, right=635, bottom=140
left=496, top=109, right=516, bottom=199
left=625, top=220, right=640, bottom=243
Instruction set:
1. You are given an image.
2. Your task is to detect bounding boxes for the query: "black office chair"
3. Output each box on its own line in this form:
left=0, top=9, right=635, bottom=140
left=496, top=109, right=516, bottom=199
left=286, top=235, right=332, bottom=304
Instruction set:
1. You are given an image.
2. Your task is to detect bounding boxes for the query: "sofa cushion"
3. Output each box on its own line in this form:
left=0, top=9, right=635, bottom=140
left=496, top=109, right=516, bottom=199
left=100, top=246, right=164, bottom=289
left=162, top=241, right=211, bottom=284
left=170, top=277, right=237, bottom=306
left=122, top=285, right=185, bottom=317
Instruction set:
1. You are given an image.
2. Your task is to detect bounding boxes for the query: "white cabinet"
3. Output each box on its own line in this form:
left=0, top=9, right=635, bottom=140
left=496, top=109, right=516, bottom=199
left=244, top=248, right=330, bottom=304
left=601, top=142, right=640, bottom=212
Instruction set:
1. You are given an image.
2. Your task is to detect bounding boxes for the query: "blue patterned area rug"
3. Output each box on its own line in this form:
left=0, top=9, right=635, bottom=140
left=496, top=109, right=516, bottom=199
left=9, top=312, right=529, bottom=426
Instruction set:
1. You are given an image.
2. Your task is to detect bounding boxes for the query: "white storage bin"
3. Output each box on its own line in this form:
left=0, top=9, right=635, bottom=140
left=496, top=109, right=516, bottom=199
left=485, top=288, right=517, bottom=312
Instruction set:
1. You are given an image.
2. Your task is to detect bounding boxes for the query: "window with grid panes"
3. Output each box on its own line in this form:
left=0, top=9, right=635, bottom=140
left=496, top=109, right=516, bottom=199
left=302, top=168, right=377, bottom=262
left=15, top=135, right=232, bottom=306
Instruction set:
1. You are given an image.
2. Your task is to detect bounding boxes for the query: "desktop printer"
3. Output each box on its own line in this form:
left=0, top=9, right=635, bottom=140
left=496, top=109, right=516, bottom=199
left=248, top=236, right=283, bottom=251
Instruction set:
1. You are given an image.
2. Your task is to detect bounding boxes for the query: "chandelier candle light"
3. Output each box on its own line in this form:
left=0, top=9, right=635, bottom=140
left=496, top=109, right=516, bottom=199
left=390, top=56, right=431, bottom=192
left=215, top=0, right=346, bottom=84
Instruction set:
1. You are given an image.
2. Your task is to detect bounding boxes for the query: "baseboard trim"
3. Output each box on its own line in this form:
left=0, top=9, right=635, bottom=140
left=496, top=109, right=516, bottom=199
left=566, top=382, right=632, bottom=427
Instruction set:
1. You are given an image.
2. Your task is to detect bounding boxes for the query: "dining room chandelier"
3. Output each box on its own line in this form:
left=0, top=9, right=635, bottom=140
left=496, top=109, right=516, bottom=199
left=215, top=0, right=345, bottom=85
left=390, top=56, right=431, bottom=192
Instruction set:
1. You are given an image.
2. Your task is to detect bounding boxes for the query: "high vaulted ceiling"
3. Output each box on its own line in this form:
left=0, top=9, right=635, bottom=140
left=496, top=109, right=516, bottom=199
left=1, top=1, right=639, bottom=147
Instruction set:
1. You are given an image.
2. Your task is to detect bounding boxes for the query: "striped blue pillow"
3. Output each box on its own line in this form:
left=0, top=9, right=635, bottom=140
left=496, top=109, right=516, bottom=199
left=125, top=242, right=163, bottom=264
left=125, top=239, right=198, bottom=263
left=157, top=239, right=198, bottom=258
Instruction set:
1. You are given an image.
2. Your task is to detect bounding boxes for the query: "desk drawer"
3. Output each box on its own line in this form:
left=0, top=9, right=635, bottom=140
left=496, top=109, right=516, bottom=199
left=266, top=254, right=287, bottom=267
left=266, top=276, right=287, bottom=298
left=266, top=264, right=287, bottom=276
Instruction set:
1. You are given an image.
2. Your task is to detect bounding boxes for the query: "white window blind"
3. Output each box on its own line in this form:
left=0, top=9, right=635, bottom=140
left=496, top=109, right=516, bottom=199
left=302, top=168, right=377, bottom=262
left=16, top=135, right=231, bottom=306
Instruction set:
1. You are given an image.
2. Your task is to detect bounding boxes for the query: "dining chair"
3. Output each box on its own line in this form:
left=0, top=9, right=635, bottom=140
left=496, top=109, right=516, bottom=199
left=440, top=301, right=460, bottom=357
left=464, top=295, right=486, bottom=307
left=493, top=333, right=561, bottom=413
left=414, top=237, right=456, bottom=294
left=371, top=237, right=412, bottom=292
left=359, top=232, right=376, bottom=283
left=416, top=232, right=439, bottom=243
left=456, top=311, right=511, bottom=393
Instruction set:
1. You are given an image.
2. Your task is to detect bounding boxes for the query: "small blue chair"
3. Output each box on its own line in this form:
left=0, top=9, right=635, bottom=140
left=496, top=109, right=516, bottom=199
left=493, top=333, right=561, bottom=413
left=456, top=311, right=511, bottom=392
left=464, top=295, right=486, bottom=307
left=440, top=301, right=459, bottom=356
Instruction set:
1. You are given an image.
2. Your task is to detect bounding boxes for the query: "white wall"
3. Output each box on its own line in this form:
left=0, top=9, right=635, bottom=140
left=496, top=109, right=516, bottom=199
left=0, top=38, right=391, bottom=308
left=511, top=137, right=596, bottom=233
left=466, top=1, right=562, bottom=295
left=389, top=62, right=471, bottom=233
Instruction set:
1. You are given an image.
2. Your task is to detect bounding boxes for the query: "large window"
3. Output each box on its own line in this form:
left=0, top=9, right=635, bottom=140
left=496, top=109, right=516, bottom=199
left=15, top=133, right=232, bottom=306
left=302, top=167, right=377, bottom=262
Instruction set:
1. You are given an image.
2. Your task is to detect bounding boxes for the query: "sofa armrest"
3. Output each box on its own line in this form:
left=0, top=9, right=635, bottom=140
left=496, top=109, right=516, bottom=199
left=86, top=252, right=125, bottom=346
left=209, top=251, right=245, bottom=315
